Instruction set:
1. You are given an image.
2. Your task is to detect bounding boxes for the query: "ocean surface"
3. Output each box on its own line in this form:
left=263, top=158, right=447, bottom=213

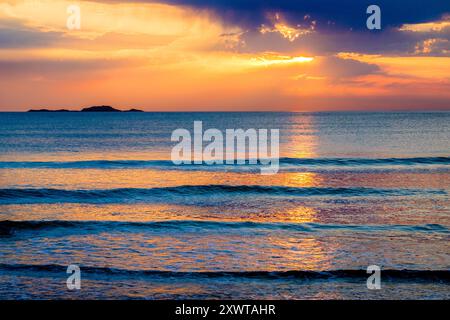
left=0, top=112, right=449, bottom=299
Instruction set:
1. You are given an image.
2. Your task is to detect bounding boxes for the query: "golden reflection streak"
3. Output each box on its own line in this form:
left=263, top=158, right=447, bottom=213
left=281, top=206, right=317, bottom=223
left=0, top=169, right=326, bottom=190
left=272, top=114, right=333, bottom=271
left=264, top=235, right=336, bottom=271
left=283, top=114, right=318, bottom=158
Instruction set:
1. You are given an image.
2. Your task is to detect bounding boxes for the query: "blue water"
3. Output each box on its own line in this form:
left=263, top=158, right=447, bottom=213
left=1, top=112, right=449, bottom=159
left=0, top=112, right=449, bottom=299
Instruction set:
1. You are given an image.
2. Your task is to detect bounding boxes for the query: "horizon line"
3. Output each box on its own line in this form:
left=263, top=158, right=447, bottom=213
left=1, top=109, right=450, bottom=113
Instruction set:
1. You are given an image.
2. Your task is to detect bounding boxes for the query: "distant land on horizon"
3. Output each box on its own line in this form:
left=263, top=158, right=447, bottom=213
left=27, top=106, right=144, bottom=112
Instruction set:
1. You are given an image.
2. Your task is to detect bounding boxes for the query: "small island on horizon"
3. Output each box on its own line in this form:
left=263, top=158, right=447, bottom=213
left=27, top=106, right=144, bottom=112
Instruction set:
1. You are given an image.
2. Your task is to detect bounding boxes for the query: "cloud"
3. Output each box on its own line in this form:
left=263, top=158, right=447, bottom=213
left=128, top=0, right=450, bottom=30
left=0, top=0, right=448, bottom=110
left=137, top=0, right=450, bottom=57
left=318, top=56, right=381, bottom=79
left=259, top=13, right=315, bottom=42
left=400, top=16, right=450, bottom=32
left=0, top=58, right=120, bottom=73
left=414, top=38, right=449, bottom=55
left=0, top=18, right=63, bottom=48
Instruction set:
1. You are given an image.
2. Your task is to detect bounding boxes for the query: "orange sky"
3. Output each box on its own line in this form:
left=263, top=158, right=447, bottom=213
left=0, top=0, right=449, bottom=111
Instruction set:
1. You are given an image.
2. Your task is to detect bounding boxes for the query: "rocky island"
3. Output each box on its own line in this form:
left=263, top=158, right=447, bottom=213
left=27, top=106, right=144, bottom=112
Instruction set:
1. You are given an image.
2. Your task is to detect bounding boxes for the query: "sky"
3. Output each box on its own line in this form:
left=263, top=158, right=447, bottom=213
left=0, top=0, right=449, bottom=111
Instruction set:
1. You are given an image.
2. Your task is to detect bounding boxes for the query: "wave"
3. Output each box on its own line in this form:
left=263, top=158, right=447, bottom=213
left=0, top=220, right=448, bottom=236
left=0, top=156, right=448, bottom=170
left=0, top=185, right=445, bottom=204
left=0, top=263, right=448, bottom=282
left=281, top=157, right=450, bottom=166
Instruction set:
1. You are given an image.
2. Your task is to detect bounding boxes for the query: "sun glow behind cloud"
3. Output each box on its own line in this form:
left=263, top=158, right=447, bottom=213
left=250, top=54, right=314, bottom=67
left=399, top=16, right=450, bottom=32
left=260, top=13, right=315, bottom=42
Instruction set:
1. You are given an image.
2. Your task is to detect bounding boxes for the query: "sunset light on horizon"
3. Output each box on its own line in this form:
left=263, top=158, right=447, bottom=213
left=1, top=0, right=450, bottom=305
left=0, top=0, right=449, bottom=111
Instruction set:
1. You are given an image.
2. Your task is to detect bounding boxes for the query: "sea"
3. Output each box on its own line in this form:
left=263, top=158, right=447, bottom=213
left=0, top=112, right=449, bottom=299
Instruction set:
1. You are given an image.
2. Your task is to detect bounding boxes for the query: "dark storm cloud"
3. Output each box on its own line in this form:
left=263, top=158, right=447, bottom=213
left=140, top=0, right=450, bottom=30
left=105, top=0, right=449, bottom=55
left=240, top=25, right=450, bottom=55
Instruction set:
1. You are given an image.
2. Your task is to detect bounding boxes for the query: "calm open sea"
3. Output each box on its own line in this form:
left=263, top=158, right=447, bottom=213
left=0, top=112, right=449, bottom=299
